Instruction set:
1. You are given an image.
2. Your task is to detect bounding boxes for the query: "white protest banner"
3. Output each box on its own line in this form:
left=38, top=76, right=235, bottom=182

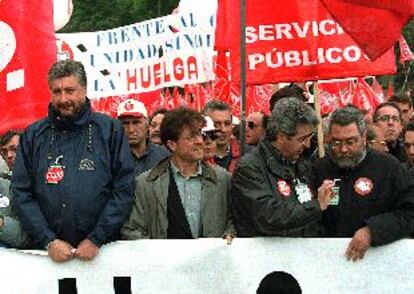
left=56, top=0, right=217, bottom=98
left=1, top=238, right=413, bottom=293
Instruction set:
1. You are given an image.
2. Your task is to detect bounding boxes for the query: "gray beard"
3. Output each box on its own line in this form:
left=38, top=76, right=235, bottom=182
left=328, top=147, right=367, bottom=169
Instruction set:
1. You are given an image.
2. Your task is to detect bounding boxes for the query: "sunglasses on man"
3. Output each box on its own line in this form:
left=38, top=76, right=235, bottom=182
left=247, top=121, right=259, bottom=129
left=202, top=131, right=219, bottom=141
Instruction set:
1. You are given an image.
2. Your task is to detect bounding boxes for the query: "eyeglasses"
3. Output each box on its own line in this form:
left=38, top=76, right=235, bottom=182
left=331, top=136, right=360, bottom=149
left=180, top=130, right=203, bottom=142
left=369, top=140, right=387, bottom=147
left=247, top=121, right=259, bottom=129
left=404, top=142, right=414, bottom=149
left=202, top=131, right=219, bottom=141
left=377, top=115, right=401, bottom=123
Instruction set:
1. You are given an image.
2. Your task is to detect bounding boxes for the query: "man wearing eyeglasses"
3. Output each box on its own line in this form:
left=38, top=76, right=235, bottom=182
left=313, top=106, right=414, bottom=262
left=373, top=102, right=407, bottom=162
left=231, top=98, right=335, bottom=238
left=122, top=108, right=235, bottom=242
left=246, top=112, right=268, bottom=146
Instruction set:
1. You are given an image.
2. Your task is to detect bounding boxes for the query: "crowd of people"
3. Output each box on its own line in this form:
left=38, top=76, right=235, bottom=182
left=0, top=60, right=413, bottom=266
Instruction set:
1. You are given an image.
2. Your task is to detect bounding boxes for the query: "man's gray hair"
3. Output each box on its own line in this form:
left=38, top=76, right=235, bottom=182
left=266, top=97, right=319, bottom=141
left=47, top=60, right=87, bottom=88
left=203, top=99, right=232, bottom=115
left=328, top=106, right=366, bottom=134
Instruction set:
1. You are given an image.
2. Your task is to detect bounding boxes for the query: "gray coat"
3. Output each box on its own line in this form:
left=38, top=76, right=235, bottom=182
left=121, top=158, right=235, bottom=239
left=0, top=178, right=29, bottom=248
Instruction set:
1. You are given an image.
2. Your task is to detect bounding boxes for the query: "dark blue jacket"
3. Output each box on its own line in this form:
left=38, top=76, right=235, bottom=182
left=133, top=142, right=170, bottom=177
left=12, top=100, right=135, bottom=248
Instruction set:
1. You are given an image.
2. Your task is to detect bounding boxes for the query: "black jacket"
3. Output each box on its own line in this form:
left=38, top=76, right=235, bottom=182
left=231, top=140, right=322, bottom=237
left=12, top=100, right=135, bottom=248
left=313, top=149, right=414, bottom=246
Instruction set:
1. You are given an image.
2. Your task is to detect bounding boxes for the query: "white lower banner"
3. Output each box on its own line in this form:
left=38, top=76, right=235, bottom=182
left=1, top=238, right=412, bottom=293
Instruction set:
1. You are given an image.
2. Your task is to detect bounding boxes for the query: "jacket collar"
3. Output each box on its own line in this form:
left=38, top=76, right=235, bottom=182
left=48, top=98, right=92, bottom=131
left=259, top=140, right=302, bottom=180
left=147, top=157, right=217, bottom=183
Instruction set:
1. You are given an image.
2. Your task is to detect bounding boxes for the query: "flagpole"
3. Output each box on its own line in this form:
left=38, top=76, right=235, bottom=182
left=239, top=0, right=246, bottom=155
left=313, top=81, right=325, bottom=158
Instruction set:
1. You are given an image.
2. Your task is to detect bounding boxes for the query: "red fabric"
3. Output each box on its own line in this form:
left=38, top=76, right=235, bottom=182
left=399, top=36, right=414, bottom=65
left=352, top=78, right=381, bottom=113
left=318, top=80, right=354, bottom=115
left=371, top=78, right=385, bottom=103
left=320, top=0, right=414, bottom=60
left=0, top=0, right=56, bottom=134
left=215, top=0, right=396, bottom=85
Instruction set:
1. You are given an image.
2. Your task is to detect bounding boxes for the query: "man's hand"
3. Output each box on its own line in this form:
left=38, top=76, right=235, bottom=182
left=47, top=239, right=75, bottom=263
left=317, top=180, right=335, bottom=211
left=345, top=226, right=372, bottom=262
left=74, top=239, right=99, bottom=261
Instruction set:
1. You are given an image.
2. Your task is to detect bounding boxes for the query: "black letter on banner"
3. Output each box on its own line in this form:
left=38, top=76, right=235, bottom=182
left=114, top=276, right=132, bottom=294
left=58, top=278, right=77, bottom=294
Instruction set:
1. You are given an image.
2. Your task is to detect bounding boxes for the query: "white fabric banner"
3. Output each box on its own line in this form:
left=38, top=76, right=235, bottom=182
left=1, top=238, right=413, bottom=293
left=55, top=1, right=217, bottom=97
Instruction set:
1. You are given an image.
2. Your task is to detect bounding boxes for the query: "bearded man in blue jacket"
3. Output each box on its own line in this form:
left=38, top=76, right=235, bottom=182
left=12, top=60, right=135, bottom=262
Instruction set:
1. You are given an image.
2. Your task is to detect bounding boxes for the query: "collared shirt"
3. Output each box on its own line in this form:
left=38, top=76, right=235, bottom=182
left=170, top=161, right=203, bottom=238
left=215, top=144, right=232, bottom=170
left=133, top=143, right=170, bottom=176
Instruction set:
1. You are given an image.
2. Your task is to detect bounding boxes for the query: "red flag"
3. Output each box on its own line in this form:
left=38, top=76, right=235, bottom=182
left=216, top=0, right=396, bottom=85
left=371, top=78, right=385, bottom=103
left=319, top=80, right=355, bottom=115
left=399, top=36, right=414, bottom=65
left=0, top=0, right=56, bottom=134
left=213, top=50, right=231, bottom=103
left=320, top=0, right=414, bottom=60
left=353, top=78, right=382, bottom=113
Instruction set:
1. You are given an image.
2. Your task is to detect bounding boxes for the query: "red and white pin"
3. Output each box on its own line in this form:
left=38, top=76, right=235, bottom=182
left=277, top=179, right=291, bottom=198
left=354, top=177, right=373, bottom=196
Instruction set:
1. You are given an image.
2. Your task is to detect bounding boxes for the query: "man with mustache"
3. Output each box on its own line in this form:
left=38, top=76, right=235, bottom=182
left=373, top=102, right=406, bottom=162
left=313, top=106, right=414, bottom=261
left=12, top=60, right=135, bottom=262
left=117, top=100, right=169, bottom=176
left=122, top=108, right=235, bottom=241
left=231, top=98, right=335, bottom=237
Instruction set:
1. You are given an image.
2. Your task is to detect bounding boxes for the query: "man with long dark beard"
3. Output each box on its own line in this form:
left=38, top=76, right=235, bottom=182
left=12, top=60, right=135, bottom=262
left=313, top=106, right=414, bottom=262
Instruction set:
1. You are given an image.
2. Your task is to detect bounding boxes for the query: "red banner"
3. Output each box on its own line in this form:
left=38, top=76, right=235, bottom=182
left=216, top=0, right=396, bottom=85
left=0, top=0, right=56, bottom=134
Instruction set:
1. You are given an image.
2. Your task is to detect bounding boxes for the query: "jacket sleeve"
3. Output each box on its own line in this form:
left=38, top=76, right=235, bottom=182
left=120, top=175, right=150, bottom=240
left=88, top=120, right=135, bottom=246
left=12, top=131, right=58, bottom=248
left=231, top=161, right=321, bottom=236
left=0, top=215, right=30, bottom=248
left=366, top=163, right=414, bottom=246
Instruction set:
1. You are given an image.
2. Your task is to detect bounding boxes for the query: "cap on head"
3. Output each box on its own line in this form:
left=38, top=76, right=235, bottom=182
left=202, top=116, right=217, bottom=132
left=117, top=99, right=148, bottom=118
